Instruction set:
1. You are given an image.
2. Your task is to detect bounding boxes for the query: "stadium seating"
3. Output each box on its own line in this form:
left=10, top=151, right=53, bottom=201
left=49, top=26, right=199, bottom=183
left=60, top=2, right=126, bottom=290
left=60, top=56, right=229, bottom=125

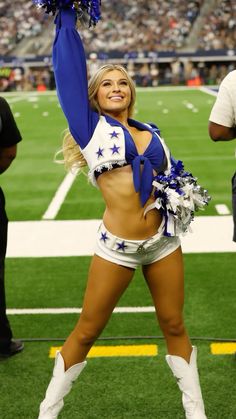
left=0, top=0, right=47, bottom=56
left=198, top=0, right=236, bottom=50
left=0, top=0, right=203, bottom=56
left=0, top=0, right=236, bottom=91
left=1, top=0, right=235, bottom=56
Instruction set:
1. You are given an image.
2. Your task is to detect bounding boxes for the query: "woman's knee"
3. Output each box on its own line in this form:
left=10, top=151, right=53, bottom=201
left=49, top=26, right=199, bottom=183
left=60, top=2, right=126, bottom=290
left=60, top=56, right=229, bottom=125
left=73, top=323, right=102, bottom=347
left=159, top=315, right=186, bottom=337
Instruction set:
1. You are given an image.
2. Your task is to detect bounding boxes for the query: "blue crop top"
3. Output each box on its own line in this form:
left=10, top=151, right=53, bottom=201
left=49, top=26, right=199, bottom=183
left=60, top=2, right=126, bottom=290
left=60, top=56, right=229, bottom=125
left=53, top=9, right=166, bottom=206
left=94, top=115, right=166, bottom=205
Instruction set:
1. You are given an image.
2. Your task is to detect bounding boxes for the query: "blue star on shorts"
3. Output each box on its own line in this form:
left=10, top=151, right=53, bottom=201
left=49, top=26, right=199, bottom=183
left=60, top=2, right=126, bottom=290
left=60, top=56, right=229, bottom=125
left=100, top=232, right=109, bottom=243
left=116, top=241, right=128, bottom=251
left=109, top=131, right=119, bottom=139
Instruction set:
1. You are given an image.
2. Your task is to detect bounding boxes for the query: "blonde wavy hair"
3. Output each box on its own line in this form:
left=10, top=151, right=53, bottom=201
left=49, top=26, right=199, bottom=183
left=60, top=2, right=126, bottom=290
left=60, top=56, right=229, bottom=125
left=57, top=129, right=87, bottom=173
left=58, top=64, right=136, bottom=172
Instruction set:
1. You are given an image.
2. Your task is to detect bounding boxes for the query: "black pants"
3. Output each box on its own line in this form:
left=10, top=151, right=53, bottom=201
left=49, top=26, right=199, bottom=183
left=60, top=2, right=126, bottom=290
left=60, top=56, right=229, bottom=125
left=0, top=187, right=12, bottom=347
left=232, top=172, right=236, bottom=242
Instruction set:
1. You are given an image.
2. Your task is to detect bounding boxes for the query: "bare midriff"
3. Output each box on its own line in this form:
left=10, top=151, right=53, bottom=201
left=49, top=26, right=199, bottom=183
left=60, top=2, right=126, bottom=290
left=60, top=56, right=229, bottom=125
left=97, top=164, right=162, bottom=240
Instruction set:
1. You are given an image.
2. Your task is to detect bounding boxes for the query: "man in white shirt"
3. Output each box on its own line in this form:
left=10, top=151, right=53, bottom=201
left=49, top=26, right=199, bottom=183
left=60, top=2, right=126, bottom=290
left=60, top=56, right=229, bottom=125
left=209, top=70, right=236, bottom=242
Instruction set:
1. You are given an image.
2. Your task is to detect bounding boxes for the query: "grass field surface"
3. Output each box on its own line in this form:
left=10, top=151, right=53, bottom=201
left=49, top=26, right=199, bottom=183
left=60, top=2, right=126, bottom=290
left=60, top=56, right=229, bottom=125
left=1, top=88, right=236, bottom=419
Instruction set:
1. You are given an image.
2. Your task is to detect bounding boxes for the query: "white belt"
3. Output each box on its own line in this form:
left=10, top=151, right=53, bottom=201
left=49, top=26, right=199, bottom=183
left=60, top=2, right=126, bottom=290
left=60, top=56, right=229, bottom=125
left=97, top=222, right=164, bottom=254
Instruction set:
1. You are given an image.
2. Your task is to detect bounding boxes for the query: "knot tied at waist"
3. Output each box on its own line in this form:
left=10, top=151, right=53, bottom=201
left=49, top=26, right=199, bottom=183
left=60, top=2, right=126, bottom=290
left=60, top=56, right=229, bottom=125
left=131, top=155, right=154, bottom=206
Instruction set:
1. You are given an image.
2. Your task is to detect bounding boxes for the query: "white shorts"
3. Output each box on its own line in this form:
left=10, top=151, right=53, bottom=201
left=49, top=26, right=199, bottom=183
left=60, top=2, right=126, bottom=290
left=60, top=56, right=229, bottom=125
left=94, top=221, right=181, bottom=269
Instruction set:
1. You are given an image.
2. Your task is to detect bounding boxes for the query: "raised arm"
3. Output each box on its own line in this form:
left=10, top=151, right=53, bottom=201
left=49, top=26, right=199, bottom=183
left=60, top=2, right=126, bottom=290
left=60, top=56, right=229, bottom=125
left=53, top=8, right=99, bottom=149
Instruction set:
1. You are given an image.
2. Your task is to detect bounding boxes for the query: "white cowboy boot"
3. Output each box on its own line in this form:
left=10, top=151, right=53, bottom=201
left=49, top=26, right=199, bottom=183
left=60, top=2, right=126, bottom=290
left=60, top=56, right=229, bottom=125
left=38, top=352, right=87, bottom=419
left=166, top=346, right=207, bottom=419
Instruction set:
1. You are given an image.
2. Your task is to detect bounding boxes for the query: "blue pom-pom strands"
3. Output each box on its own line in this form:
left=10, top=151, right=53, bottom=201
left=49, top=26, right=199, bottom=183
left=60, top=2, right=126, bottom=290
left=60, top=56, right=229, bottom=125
left=152, top=160, right=211, bottom=236
left=32, top=0, right=101, bottom=26
left=82, top=0, right=101, bottom=25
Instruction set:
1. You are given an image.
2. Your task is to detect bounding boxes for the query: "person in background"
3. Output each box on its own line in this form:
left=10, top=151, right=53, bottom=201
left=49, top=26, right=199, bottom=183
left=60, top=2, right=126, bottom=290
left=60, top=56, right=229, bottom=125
left=0, top=96, right=24, bottom=358
left=208, top=70, right=236, bottom=242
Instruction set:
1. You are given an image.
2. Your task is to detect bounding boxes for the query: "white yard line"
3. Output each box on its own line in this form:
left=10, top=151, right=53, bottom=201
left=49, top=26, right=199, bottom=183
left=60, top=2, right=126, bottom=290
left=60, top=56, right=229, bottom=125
left=7, top=97, right=30, bottom=104
left=6, top=307, right=156, bottom=315
left=2, top=91, right=57, bottom=97
left=215, top=204, right=231, bottom=215
left=199, top=86, right=218, bottom=97
left=137, top=86, right=208, bottom=92
left=42, top=170, right=78, bottom=220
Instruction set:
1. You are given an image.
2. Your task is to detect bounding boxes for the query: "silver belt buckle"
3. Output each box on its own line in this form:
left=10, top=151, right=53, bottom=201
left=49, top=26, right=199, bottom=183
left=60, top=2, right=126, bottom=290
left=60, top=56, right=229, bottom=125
left=137, top=238, right=150, bottom=253
left=137, top=243, right=145, bottom=253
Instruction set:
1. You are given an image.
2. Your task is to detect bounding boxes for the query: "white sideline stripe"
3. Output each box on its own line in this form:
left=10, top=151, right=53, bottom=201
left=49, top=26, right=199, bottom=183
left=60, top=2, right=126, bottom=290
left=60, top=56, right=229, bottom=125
left=6, top=307, right=156, bottom=315
left=137, top=86, right=203, bottom=92
left=2, top=91, right=57, bottom=97
left=199, top=86, right=218, bottom=97
left=42, top=170, right=78, bottom=220
left=6, top=216, right=236, bottom=257
left=7, top=97, right=30, bottom=104
left=215, top=204, right=231, bottom=215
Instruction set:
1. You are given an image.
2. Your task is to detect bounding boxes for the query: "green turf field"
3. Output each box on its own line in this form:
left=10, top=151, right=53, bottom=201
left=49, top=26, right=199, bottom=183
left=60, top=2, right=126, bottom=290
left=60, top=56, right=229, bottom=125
left=1, top=88, right=236, bottom=419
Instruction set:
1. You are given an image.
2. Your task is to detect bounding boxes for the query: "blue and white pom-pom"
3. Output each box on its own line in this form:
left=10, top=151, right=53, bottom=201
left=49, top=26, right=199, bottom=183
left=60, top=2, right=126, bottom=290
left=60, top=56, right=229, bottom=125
left=152, top=159, right=211, bottom=236
left=32, top=0, right=101, bottom=26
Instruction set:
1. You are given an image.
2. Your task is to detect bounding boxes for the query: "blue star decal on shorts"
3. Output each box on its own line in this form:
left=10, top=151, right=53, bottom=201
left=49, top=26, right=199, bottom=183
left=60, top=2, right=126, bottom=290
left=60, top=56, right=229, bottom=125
left=96, top=147, right=104, bottom=158
left=109, top=131, right=119, bottom=139
left=110, top=144, right=120, bottom=155
left=116, top=241, right=128, bottom=251
left=100, top=232, right=109, bottom=243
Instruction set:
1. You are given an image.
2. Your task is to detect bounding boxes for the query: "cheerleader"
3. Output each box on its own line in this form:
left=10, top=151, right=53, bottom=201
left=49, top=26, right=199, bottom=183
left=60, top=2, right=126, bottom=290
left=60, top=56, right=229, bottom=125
left=33, top=2, right=209, bottom=418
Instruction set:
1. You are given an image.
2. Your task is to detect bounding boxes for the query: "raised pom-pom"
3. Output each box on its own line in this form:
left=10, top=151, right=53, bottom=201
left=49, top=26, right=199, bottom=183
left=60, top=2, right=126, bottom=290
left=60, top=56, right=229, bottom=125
left=32, top=0, right=101, bottom=26
left=152, top=159, right=211, bottom=236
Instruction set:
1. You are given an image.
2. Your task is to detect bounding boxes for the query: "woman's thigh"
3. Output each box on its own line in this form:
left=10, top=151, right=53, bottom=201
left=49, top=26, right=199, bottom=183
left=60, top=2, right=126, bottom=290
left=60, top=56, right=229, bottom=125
left=142, top=246, right=184, bottom=321
left=76, top=255, right=135, bottom=333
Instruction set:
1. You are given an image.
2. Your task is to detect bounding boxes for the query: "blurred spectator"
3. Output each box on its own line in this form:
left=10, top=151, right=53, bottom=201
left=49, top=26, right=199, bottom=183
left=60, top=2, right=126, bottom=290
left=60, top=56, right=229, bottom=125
left=1, top=0, right=235, bottom=58
left=199, top=0, right=236, bottom=51
left=138, top=63, right=152, bottom=86
left=0, top=0, right=203, bottom=56
left=0, top=67, right=54, bottom=92
left=87, top=53, right=101, bottom=78
left=1, top=62, right=236, bottom=92
left=0, top=0, right=48, bottom=56
left=0, top=0, right=236, bottom=92
left=208, top=64, right=218, bottom=85
left=171, top=59, right=183, bottom=85
left=150, top=64, right=159, bottom=87
left=80, top=0, right=203, bottom=55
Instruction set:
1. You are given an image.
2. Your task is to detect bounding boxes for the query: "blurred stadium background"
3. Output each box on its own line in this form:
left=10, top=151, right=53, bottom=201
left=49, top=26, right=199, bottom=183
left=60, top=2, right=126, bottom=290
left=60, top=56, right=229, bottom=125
left=1, top=1, right=236, bottom=419
left=1, top=0, right=236, bottom=90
